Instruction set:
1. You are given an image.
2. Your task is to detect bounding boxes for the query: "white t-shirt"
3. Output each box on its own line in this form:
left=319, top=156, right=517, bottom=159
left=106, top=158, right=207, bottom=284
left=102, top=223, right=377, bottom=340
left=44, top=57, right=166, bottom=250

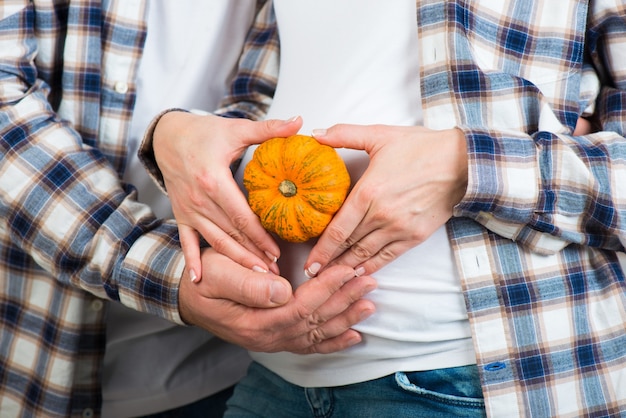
left=234, top=0, right=476, bottom=387
left=102, top=2, right=257, bottom=416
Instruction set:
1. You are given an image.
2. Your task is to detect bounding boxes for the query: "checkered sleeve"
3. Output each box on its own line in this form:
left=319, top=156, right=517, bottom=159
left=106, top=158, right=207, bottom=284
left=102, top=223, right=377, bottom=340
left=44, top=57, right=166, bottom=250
left=214, top=0, right=278, bottom=120
left=137, top=0, right=278, bottom=189
left=0, top=3, right=185, bottom=323
left=453, top=2, right=626, bottom=256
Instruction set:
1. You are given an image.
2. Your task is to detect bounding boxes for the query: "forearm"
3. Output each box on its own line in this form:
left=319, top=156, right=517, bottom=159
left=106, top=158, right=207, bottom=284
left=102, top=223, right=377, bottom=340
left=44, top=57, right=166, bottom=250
left=1, top=103, right=185, bottom=320
left=138, top=0, right=278, bottom=188
left=454, top=2, right=626, bottom=254
left=455, top=126, right=626, bottom=254
left=0, top=6, right=185, bottom=322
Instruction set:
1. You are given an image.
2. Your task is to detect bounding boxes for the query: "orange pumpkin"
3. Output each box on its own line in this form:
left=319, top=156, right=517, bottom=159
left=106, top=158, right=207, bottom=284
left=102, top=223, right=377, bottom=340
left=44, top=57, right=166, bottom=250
left=243, top=135, right=350, bottom=243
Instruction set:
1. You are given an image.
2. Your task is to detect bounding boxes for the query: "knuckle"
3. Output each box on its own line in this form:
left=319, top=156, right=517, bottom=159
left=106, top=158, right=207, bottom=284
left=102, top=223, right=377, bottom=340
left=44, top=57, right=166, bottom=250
left=378, top=246, right=397, bottom=262
left=196, top=172, right=219, bottom=194
left=308, top=327, right=326, bottom=345
left=209, top=235, right=229, bottom=253
left=370, top=208, right=392, bottom=225
left=306, top=312, right=325, bottom=328
left=407, top=226, right=429, bottom=244
left=325, top=224, right=350, bottom=245
left=350, top=242, right=373, bottom=260
left=187, top=189, right=205, bottom=208
left=342, top=235, right=357, bottom=249
left=227, top=228, right=246, bottom=245
left=231, top=213, right=250, bottom=231
left=356, top=184, right=382, bottom=205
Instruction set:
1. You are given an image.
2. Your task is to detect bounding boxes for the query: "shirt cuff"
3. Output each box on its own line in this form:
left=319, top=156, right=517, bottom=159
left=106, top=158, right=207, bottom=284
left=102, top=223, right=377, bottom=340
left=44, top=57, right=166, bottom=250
left=138, top=108, right=189, bottom=194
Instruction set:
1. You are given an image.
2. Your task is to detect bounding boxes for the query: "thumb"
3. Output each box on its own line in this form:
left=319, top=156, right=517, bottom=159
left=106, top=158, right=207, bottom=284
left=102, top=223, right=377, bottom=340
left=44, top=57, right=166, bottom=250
left=202, top=255, right=293, bottom=307
left=243, top=116, right=303, bottom=145
left=238, top=270, right=293, bottom=307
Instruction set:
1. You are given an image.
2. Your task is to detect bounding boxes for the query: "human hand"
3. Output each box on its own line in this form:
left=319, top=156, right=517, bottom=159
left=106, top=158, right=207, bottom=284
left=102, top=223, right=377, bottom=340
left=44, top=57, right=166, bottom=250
left=573, top=117, right=593, bottom=135
left=153, top=112, right=303, bottom=282
left=304, top=124, right=468, bottom=277
left=178, top=248, right=377, bottom=354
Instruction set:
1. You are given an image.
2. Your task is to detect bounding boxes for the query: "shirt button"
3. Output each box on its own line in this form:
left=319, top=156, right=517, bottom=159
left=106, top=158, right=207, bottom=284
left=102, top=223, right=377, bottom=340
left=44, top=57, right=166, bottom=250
left=82, top=408, right=94, bottom=418
left=114, top=81, right=129, bottom=94
left=90, top=299, right=104, bottom=312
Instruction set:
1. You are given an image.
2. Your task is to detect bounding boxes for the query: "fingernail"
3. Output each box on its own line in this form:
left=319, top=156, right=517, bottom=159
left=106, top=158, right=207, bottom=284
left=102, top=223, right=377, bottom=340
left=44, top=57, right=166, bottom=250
left=270, top=281, right=290, bottom=304
left=304, top=262, right=321, bottom=279
left=265, top=251, right=278, bottom=263
left=287, top=115, right=299, bottom=122
left=355, top=266, right=366, bottom=277
left=311, top=128, right=327, bottom=138
left=347, top=334, right=362, bottom=346
left=190, top=269, right=198, bottom=283
left=252, top=265, right=268, bottom=273
left=269, top=262, right=280, bottom=275
left=359, top=308, right=374, bottom=321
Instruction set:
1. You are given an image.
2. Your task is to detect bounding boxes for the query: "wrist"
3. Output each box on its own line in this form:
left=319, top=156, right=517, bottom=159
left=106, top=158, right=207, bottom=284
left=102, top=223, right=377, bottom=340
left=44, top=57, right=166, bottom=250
left=153, top=109, right=191, bottom=155
left=450, top=127, right=469, bottom=201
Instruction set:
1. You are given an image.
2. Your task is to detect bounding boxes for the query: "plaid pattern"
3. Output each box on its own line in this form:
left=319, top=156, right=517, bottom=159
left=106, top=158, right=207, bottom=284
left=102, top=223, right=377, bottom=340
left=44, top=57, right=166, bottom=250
left=0, top=1, right=192, bottom=416
left=214, top=1, right=626, bottom=417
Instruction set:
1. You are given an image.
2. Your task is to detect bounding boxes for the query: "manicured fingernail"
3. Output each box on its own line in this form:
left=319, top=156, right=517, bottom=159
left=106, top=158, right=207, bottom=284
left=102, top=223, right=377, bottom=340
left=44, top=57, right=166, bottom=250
left=311, top=128, right=327, bottom=138
left=265, top=251, right=278, bottom=263
left=304, top=262, right=321, bottom=279
left=252, top=265, right=268, bottom=273
left=190, top=269, right=198, bottom=283
left=286, top=115, right=299, bottom=123
left=355, top=266, right=366, bottom=277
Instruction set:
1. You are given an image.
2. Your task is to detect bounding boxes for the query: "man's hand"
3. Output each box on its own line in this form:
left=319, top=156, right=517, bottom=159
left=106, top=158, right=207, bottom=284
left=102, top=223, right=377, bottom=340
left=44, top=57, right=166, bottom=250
left=304, top=124, right=468, bottom=278
left=178, top=248, right=377, bottom=354
left=153, top=112, right=303, bottom=282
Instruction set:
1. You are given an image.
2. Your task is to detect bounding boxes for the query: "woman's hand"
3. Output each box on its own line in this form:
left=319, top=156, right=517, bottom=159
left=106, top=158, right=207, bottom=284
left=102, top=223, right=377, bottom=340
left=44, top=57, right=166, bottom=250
left=153, top=112, right=303, bottom=281
left=304, top=124, right=468, bottom=277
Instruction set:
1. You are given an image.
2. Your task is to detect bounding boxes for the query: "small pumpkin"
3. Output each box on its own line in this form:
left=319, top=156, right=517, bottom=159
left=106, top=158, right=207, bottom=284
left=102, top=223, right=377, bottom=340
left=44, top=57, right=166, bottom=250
left=243, top=135, right=350, bottom=243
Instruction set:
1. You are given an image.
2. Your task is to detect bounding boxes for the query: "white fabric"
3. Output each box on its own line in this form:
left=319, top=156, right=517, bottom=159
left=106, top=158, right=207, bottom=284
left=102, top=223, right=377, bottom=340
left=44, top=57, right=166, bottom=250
left=102, top=2, right=257, bottom=416
left=235, top=0, right=476, bottom=387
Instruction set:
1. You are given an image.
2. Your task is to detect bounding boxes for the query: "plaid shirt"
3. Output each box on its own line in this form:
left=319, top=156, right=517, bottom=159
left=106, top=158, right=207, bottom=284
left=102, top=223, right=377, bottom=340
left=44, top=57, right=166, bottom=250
left=213, top=1, right=626, bottom=417
left=0, top=1, right=266, bottom=416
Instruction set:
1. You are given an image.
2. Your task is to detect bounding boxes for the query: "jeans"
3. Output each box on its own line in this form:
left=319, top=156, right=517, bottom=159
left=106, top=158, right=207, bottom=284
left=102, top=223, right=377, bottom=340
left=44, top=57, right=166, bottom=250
left=225, top=362, right=486, bottom=418
left=141, top=385, right=235, bottom=418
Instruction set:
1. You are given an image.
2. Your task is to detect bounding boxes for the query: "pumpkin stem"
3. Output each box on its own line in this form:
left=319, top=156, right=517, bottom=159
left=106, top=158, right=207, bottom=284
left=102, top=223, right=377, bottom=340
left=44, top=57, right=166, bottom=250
left=278, top=180, right=297, bottom=197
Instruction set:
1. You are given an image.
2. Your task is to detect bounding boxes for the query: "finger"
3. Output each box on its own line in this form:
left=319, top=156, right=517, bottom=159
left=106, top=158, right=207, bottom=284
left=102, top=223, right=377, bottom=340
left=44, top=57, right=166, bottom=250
left=194, top=216, right=277, bottom=274
left=201, top=252, right=292, bottom=307
left=304, top=329, right=363, bottom=354
left=311, top=123, right=389, bottom=152
left=190, top=196, right=280, bottom=274
left=354, top=240, right=416, bottom=277
left=178, top=224, right=202, bottom=282
left=296, top=277, right=377, bottom=354
left=307, top=274, right=376, bottom=327
left=303, top=194, right=366, bottom=277
left=238, top=115, right=303, bottom=146
left=259, top=269, right=375, bottom=353
left=203, top=176, right=281, bottom=263
left=294, top=297, right=376, bottom=355
left=292, top=265, right=359, bottom=317
left=325, top=223, right=394, bottom=271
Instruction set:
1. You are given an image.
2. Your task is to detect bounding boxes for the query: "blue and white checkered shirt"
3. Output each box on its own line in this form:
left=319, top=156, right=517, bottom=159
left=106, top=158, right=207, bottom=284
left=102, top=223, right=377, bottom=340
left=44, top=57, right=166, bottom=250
left=212, top=1, right=626, bottom=416
left=3, top=0, right=626, bottom=416
left=0, top=0, right=268, bottom=416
